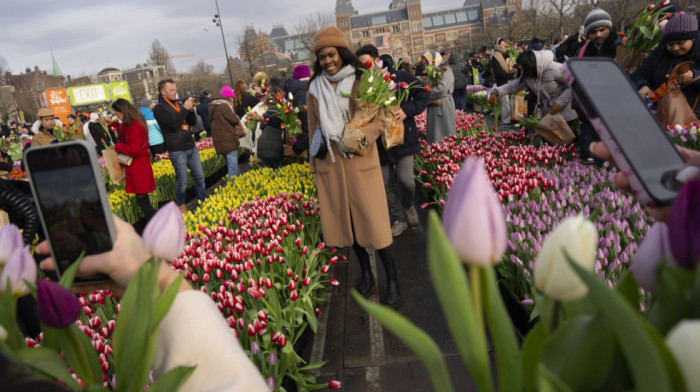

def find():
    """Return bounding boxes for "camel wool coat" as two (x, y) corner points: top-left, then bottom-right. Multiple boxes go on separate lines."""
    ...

(307, 78), (393, 250)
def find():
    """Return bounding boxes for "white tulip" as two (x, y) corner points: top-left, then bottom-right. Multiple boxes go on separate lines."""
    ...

(533, 215), (598, 301)
(288, 92), (294, 101)
(666, 320), (700, 392)
(368, 76), (374, 83)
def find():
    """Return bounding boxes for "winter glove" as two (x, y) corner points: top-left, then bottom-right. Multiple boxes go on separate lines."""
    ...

(488, 93), (499, 106)
(340, 126), (368, 156)
(549, 103), (562, 115)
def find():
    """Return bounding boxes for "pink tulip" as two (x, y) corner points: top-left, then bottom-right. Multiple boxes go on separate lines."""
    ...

(442, 158), (507, 266)
(0, 224), (23, 267)
(329, 380), (341, 389)
(142, 202), (185, 261)
(267, 377), (275, 390)
(0, 246), (36, 297)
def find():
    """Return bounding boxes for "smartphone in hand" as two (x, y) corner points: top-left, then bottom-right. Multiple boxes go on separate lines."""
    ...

(563, 58), (686, 207)
(23, 141), (115, 283)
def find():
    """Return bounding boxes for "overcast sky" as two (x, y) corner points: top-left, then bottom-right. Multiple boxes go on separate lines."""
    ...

(0, 0), (464, 78)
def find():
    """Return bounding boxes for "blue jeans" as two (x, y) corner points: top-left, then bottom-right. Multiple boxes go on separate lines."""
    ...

(224, 150), (241, 179)
(452, 88), (466, 111)
(169, 146), (206, 205)
(259, 158), (281, 170)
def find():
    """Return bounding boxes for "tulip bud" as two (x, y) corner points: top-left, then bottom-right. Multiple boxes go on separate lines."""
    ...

(0, 225), (23, 268)
(271, 331), (281, 342)
(533, 216), (598, 302)
(0, 325), (6, 342)
(0, 246), (36, 297)
(269, 352), (276, 365)
(303, 277), (311, 286)
(251, 341), (259, 354)
(268, 377), (275, 390)
(630, 222), (674, 290)
(442, 158), (507, 266)
(290, 290), (298, 301)
(142, 202), (185, 261)
(330, 279), (339, 286)
(328, 380), (342, 389)
(667, 178), (700, 269)
(36, 279), (82, 329)
(277, 334), (287, 348)
(665, 320), (700, 392)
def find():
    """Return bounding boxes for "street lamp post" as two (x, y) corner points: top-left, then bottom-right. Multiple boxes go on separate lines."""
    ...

(214, 0), (235, 86)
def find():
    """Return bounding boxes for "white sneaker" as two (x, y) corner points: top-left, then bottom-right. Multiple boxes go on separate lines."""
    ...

(406, 206), (419, 226)
(391, 221), (408, 237)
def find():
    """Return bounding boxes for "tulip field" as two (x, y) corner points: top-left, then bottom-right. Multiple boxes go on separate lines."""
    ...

(413, 111), (652, 305)
(15, 111), (662, 390)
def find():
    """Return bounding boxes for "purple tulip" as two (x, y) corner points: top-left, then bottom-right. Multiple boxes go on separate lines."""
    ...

(251, 341), (259, 354)
(269, 352), (276, 365)
(0, 224), (23, 267)
(667, 178), (700, 269)
(36, 279), (81, 329)
(267, 377), (275, 391)
(0, 246), (36, 297)
(442, 158), (507, 266)
(141, 202), (185, 261)
(630, 223), (674, 290)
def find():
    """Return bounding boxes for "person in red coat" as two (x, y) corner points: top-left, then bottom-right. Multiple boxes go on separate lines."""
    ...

(111, 98), (157, 223)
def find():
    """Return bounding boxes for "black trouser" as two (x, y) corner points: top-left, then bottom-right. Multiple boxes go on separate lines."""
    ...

(135, 194), (156, 225)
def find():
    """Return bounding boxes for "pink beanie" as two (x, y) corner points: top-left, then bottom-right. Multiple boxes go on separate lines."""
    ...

(220, 85), (235, 99)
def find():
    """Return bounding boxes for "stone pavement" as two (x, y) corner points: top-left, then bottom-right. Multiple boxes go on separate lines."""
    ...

(309, 200), (482, 391)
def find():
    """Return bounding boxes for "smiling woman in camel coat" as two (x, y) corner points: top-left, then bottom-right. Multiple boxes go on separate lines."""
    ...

(307, 81), (393, 250)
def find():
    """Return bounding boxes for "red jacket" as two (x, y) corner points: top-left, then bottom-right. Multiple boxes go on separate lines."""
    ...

(114, 121), (156, 194)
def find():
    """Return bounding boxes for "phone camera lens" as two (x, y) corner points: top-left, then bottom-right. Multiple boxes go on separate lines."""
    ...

(661, 170), (683, 192)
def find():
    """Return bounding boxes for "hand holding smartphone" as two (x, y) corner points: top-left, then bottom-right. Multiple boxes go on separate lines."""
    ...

(23, 141), (116, 284)
(562, 58), (687, 207)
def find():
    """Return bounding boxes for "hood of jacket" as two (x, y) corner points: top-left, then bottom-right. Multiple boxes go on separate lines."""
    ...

(534, 50), (555, 78)
(199, 92), (210, 103)
(139, 106), (155, 121)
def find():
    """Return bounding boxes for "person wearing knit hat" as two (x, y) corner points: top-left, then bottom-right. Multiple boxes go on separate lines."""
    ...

(307, 25), (402, 307)
(137, 97), (165, 159)
(583, 9), (613, 37)
(292, 64), (311, 81)
(633, 12), (700, 116)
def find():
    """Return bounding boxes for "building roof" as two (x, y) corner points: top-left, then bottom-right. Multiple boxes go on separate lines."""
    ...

(270, 25), (289, 38)
(422, 6), (482, 30)
(98, 67), (120, 75)
(336, 0), (357, 15)
(463, 0), (507, 9)
(350, 8), (408, 29)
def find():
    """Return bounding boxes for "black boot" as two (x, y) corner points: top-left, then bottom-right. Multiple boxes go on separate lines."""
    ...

(378, 247), (401, 308)
(353, 243), (375, 296)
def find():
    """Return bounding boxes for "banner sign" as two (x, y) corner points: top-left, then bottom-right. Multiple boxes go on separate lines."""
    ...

(108, 81), (131, 102)
(67, 84), (110, 106)
(44, 88), (72, 124)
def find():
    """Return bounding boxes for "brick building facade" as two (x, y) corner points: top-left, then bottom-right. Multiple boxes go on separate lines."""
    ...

(336, 0), (520, 61)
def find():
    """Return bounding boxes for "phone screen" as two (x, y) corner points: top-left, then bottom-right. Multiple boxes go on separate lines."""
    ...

(25, 143), (113, 276)
(568, 59), (685, 204)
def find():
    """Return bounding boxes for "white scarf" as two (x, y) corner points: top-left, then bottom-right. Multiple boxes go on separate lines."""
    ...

(309, 65), (356, 162)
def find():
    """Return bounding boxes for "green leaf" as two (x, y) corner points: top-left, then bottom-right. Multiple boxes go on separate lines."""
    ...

(614, 273), (641, 310)
(639, 25), (653, 39)
(147, 365), (196, 392)
(352, 290), (454, 392)
(299, 360), (328, 371)
(426, 211), (493, 392)
(16, 347), (82, 390)
(51, 323), (104, 386)
(567, 257), (675, 392)
(522, 323), (547, 392)
(647, 267), (686, 336)
(479, 266), (522, 392)
(58, 252), (85, 289)
(539, 314), (613, 391)
(538, 364), (574, 392)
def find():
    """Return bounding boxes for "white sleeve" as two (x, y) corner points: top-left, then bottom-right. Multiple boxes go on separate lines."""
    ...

(153, 290), (269, 392)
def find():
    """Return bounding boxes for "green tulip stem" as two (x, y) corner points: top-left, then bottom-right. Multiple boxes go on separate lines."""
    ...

(549, 300), (561, 333)
(469, 266), (487, 346)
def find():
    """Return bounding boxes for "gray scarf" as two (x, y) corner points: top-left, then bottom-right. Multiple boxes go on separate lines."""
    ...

(309, 65), (356, 162)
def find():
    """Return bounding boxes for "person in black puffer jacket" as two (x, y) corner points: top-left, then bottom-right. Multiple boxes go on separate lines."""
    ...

(284, 65), (310, 159)
(356, 46), (431, 237)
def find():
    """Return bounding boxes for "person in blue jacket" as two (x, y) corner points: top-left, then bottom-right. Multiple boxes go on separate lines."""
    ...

(196, 92), (212, 137)
(139, 98), (165, 159)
